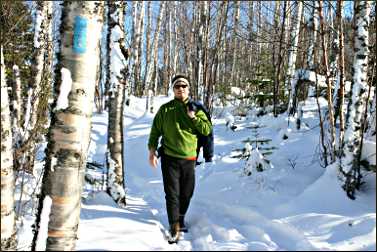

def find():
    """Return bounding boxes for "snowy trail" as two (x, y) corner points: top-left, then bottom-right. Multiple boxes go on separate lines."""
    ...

(81, 101), (311, 251)
(74, 96), (376, 251)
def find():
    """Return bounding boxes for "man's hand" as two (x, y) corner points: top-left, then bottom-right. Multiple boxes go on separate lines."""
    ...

(149, 149), (158, 168)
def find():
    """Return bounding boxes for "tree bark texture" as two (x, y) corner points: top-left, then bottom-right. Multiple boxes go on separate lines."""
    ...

(106, 0), (127, 204)
(319, 0), (336, 163)
(43, 2), (104, 250)
(341, 1), (371, 199)
(1, 46), (17, 250)
(29, 0), (53, 131)
(335, 0), (346, 152)
(287, 1), (303, 116)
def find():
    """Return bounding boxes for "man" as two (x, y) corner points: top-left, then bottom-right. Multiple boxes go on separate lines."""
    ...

(148, 74), (212, 243)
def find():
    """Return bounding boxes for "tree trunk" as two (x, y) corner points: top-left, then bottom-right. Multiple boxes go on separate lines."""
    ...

(143, 1), (152, 93)
(36, 2), (104, 250)
(307, 1), (319, 71)
(272, 1), (288, 117)
(23, 1), (54, 174)
(11, 65), (22, 130)
(287, 1), (303, 116)
(207, 1), (229, 113)
(230, 1), (240, 86)
(134, 1), (145, 96)
(1, 46), (17, 251)
(341, 1), (371, 200)
(106, 0), (127, 205)
(29, 1), (53, 131)
(150, 2), (166, 113)
(334, 0), (346, 153)
(247, 1), (255, 81)
(319, 0), (336, 163)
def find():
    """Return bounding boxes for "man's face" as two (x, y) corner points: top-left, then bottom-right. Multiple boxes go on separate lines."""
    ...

(173, 81), (189, 101)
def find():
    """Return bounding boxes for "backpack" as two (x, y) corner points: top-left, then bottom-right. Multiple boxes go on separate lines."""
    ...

(188, 100), (214, 161)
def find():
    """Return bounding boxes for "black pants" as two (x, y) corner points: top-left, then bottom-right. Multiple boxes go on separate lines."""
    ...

(161, 154), (196, 226)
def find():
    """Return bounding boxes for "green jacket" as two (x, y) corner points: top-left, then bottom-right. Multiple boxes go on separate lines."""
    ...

(148, 98), (212, 159)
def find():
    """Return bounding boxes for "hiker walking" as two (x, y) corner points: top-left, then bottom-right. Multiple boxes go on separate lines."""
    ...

(147, 74), (212, 243)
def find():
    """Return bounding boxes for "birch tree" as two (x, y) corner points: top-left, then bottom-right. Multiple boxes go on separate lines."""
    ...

(307, 1), (319, 71)
(32, 2), (104, 250)
(149, 2), (165, 113)
(135, 1), (145, 96)
(11, 65), (22, 131)
(29, 1), (53, 132)
(340, 1), (371, 200)
(196, 2), (207, 102)
(230, 1), (240, 86)
(23, 1), (53, 174)
(106, 0), (128, 205)
(287, 1), (303, 116)
(1, 46), (17, 251)
(162, 6), (171, 94)
(142, 1), (152, 92)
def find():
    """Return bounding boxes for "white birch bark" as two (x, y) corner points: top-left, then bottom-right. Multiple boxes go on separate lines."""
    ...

(341, 1), (371, 199)
(197, 2), (207, 102)
(287, 1), (303, 115)
(12, 65), (22, 130)
(129, 1), (138, 93)
(167, 4), (173, 90)
(29, 1), (53, 131)
(307, 1), (319, 71)
(163, 12), (170, 94)
(149, 2), (165, 113)
(366, 89), (376, 139)
(189, 2), (197, 89)
(42, 2), (104, 250)
(1, 46), (17, 250)
(230, 1), (240, 86)
(143, 1), (152, 92)
(247, 1), (254, 81)
(134, 1), (145, 94)
(203, 1), (211, 105)
(173, 1), (179, 75)
(284, 1), (291, 45)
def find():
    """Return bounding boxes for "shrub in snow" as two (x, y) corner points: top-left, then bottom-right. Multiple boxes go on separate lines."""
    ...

(243, 144), (273, 176)
(225, 112), (236, 131)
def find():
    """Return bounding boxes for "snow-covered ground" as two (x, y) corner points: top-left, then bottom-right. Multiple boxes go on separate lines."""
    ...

(16, 95), (376, 251)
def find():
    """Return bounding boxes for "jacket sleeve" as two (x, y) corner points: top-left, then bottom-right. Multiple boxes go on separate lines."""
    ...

(148, 107), (163, 150)
(192, 110), (212, 136)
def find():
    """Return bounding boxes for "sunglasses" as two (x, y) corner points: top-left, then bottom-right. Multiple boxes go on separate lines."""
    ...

(174, 85), (188, 89)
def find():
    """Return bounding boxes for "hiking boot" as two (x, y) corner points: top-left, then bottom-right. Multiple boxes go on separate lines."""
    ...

(169, 222), (180, 243)
(179, 215), (188, 232)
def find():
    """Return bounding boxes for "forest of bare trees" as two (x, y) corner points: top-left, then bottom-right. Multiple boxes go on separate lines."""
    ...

(1, 1), (375, 250)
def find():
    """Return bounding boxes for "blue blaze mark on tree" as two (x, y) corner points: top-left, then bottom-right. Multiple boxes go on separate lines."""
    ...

(73, 16), (88, 54)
